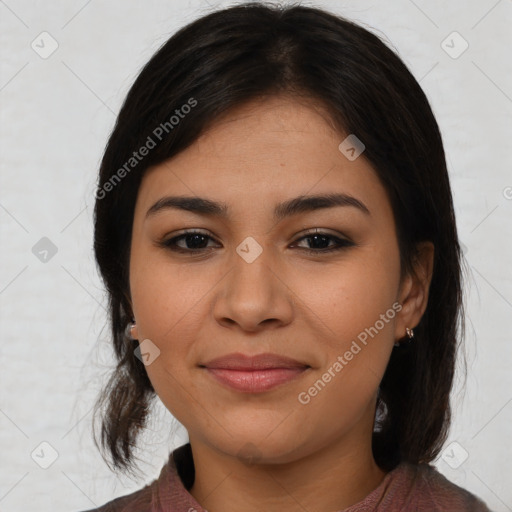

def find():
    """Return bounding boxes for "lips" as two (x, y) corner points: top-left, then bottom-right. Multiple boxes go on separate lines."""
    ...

(201, 352), (310, 370)
(200, 353), (310, 393)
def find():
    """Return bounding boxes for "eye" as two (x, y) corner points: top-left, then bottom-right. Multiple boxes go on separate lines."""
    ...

(292, 229), (355, 254)
(158, 228), (354, 255)
(159, 230), (220, 253)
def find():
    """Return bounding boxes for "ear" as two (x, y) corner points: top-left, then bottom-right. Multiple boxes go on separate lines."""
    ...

(394, 241), (435, 340)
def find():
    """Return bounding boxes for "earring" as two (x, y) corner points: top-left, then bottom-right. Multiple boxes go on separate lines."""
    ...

(394, 327), (415, 347)
(125, 320), (137, 341)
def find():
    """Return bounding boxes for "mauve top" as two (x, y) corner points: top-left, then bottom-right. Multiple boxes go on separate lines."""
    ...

(80, 443), (491, 512)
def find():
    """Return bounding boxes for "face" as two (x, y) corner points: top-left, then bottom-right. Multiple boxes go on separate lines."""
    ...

(128, 95), (430, 464)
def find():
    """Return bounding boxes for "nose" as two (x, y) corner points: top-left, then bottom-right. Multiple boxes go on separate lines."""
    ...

(212, 241), (295, 333)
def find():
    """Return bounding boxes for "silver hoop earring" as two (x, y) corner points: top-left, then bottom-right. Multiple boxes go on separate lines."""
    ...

(125, 321), (137, 341)
(394, 326), (415, 347)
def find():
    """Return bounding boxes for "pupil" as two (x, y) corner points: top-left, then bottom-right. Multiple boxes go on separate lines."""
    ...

(183, 234), (332, 250)
(187, 234), (207, 249)
(310, 234), (329, 249)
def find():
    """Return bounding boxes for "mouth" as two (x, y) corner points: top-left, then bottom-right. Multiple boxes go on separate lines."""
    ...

(200, 352), (311, 393)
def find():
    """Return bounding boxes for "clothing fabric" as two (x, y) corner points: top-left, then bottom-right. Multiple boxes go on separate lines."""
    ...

(80, 443), (491, 511)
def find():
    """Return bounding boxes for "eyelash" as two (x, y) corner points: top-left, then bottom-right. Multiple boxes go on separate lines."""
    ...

(159, 229), (354, 255)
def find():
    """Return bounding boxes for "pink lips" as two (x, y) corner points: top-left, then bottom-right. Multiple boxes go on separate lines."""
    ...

(201, 352), (310, 393)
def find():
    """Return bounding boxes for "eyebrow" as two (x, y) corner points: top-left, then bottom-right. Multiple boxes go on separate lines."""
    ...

(145, 192), (371, 221)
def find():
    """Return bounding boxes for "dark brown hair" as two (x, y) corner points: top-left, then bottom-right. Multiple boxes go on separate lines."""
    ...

(92, 2), (465, 476)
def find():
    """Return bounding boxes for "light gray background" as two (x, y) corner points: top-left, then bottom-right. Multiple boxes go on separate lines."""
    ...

(1, 0), (511, 511)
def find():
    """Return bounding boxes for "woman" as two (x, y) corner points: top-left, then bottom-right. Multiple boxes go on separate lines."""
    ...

(84, 3), (491, 511)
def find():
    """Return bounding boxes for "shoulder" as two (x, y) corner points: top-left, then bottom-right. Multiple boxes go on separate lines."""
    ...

(344, 461), (491, 511)
(76, 444), (198, 512)
(77, 481), (156, 512)
(399, 461), (491, 511)
(76, 461), (172, 512)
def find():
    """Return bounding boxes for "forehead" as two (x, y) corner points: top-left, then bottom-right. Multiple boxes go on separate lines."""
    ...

(135, 95), (389, 222)
(190, 95), (343, 167)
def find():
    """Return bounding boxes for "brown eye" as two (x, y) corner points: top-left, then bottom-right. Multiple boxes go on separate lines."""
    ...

(292, 232), (354, 254)
(159, 229), (355, 256)
(160, 230), (220, 253)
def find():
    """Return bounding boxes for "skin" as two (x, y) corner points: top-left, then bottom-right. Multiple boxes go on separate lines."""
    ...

(128, 95), (434, 512)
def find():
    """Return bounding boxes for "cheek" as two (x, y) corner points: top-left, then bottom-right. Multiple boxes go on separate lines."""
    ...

(293, 255), (399, 412)
(295, 257), (400, 348)
(296, 277), (397, 434)
(130, 243), (212, 339)
(128, 254), (206, 393)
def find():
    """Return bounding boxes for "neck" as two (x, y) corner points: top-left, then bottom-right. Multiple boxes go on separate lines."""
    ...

(188, 405), (387, 512)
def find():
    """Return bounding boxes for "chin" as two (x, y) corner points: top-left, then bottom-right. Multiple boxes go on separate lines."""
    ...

(205, 428), (309, 466)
